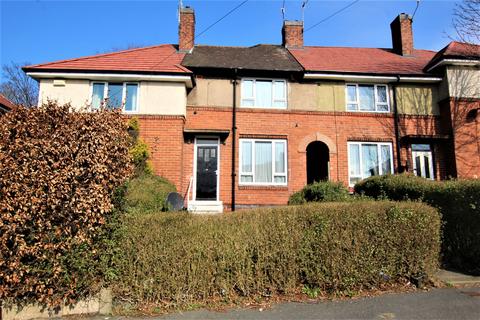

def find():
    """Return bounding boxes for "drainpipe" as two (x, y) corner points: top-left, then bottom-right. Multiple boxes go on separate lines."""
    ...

(231, 69), (238, 211)
(392, 75), (402, 172)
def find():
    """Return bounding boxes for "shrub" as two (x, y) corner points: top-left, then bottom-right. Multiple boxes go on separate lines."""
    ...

(355, 175), (480, 275)
(123, 174), (177, 214)
(0, 101), (133, 306)
(289, 181), (349, 204)
(128, 117), (153, 176)
(113, 201), (440, 309)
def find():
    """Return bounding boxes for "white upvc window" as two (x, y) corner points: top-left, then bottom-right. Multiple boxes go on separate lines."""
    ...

(91, 82), (139, 112)
(241, 78), (287, 109)
(348, 142), (394, 186)
(239, 139), (287, 185)
(346, 84), (389, 112)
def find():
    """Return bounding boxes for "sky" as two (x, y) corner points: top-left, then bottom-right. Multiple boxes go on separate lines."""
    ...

(1, 0), (459, 81)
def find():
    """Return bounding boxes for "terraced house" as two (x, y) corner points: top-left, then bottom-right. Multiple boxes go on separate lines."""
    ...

(24, 7), (480, 212)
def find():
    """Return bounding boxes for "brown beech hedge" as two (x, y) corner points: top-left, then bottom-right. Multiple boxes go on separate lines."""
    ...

(0, 101), (133, 306)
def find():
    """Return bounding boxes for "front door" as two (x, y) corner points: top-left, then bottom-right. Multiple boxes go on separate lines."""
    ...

(195, 139), (219, 201)
(412, 144), (434, 180)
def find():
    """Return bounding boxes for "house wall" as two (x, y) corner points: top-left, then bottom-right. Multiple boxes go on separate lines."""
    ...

(187, 78), (441, 115)
(39, 79), (91, 107)
(177, 106), (447, 209)
(446, 66), (480, 99)
(396, 84), (440, 115)
(39, 79), (187, 115)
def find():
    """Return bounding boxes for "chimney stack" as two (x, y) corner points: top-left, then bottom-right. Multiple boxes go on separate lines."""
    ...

(282, 20), (303, 49)
(179, 6), (195, 52)
(390, 13), (414, 56)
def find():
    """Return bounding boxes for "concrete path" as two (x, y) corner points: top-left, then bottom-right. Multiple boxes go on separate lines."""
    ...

(97, 286), (480, 320)
(436, 269), (480, 286)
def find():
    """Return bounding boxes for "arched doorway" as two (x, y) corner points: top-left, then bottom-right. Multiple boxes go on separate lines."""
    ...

(306, 141), (329, 184)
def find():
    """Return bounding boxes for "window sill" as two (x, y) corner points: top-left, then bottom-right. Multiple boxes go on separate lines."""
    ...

(239, 185), (288, 191)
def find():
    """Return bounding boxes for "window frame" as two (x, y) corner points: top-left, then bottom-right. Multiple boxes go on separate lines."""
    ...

(345, 83), (390, 113)
(239, 138), (288, 186)
(240, 78), (288, 109)
(90, 81), (139, 113)
(347, 141), (394, 186)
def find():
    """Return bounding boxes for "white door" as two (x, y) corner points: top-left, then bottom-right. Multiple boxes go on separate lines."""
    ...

(412, 150), (434, 180)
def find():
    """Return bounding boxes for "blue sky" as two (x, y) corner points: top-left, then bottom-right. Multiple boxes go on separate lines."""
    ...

(1, 0), (458, 79)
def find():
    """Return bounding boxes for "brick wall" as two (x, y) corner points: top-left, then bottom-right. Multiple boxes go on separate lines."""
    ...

(132, 106), (454, 209)
(282, 21), (303, 49)
(179, 7), (195, 52)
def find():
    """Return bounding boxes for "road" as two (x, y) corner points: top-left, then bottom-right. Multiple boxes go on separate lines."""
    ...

(96, 286), (480, 320)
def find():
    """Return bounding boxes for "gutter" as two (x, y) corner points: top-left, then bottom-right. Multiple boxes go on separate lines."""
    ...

(25, 72), (194, 88)
(392, 75), (403, 173)
(304, 73), (442, 83)
(425, 58), (480, 73)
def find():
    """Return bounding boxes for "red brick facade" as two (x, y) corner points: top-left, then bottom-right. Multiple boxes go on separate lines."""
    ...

(135, 105), (460, 210)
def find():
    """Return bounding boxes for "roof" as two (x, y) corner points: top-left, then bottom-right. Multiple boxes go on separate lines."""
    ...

(0, 94), (16, 111)
(289, 46), (437, 76)
(182, 45), (303, 72)
(425, 41), (480, 71)
(23, 44), (191, 74)
(437, 41), (480, 59)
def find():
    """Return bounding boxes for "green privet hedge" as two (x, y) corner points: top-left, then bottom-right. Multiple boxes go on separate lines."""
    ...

(113, 201), (440, 309)
(288, 181), (350, 204)
(0, 101), (133, 306)
(122, 175), (177, 214)
(355, 175), (480, 274)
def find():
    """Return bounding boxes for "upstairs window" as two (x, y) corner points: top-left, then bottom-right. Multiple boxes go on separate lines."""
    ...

(91, 82), (138, 112)
(346, 84), (389, 112)
(241, 79), (287, 109)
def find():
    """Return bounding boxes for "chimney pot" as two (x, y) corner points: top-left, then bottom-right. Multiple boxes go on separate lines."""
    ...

(179, 7), (195, 52)
(282, 20), (303, 49)
(390, 13), (414, 56)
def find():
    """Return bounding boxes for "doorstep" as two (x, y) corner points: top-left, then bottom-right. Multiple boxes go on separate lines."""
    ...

(187, 200), (223, 214)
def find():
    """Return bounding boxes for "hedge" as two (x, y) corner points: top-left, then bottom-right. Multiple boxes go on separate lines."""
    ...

(0, 101), (133, 306)
(355, 175), (480, 274)
(122, 174), (177, 214)
(113, 201), (440, 309)
(288, 181), (349, 204)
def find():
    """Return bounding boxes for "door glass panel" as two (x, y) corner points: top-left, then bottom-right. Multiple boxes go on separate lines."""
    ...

(197, 138), (218, 145)
(415, 155), (422, 177)
(412, 144), (431, 151)
(424, 155), (431, 179)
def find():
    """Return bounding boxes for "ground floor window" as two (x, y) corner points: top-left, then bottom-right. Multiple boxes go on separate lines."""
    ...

(239, 139), (287, 185)
(348, 142), (393, 186)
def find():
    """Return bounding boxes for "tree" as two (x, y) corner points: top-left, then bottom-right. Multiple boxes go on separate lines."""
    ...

(0, 62), (39, 107)
(452, 0), (480, 45)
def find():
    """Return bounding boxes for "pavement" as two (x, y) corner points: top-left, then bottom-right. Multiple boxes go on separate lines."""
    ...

(85, 269), (480, 320)
(92, 286), (480, 320)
